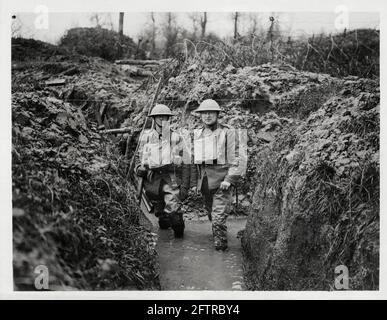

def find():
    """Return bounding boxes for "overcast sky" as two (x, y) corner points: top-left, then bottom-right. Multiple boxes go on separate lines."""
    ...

(12, 11), (380, 44)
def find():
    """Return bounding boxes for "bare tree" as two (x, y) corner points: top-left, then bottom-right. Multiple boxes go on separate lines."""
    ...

(187, 12), (207, 39)
(105, 13), (114, 30)
(162, 12), (179, 57)
(233, 12), (239, 39)
(150, 12), (157, 56)
(188, 13), (199, 38)
(247, 13), (260, 37)
(118, 12), (124, 57)
(12, 15), (23, 38)
(267, 13), (282, 41)
(90, 13), (102, 27)
(267, 15), (283, 61)
(12, 15), (35, 39)
(139, 12), (160, 59)
(90, 13), (114, 29)
(200, 12), (207, 38)
(118, 12), (124, 35)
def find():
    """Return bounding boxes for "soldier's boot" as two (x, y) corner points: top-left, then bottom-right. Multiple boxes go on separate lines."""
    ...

(158, 214), (171, 230)
(171, 212), (185, 238)
(212, 223), (228, 251)
(214, 242), (228, 251)
(214, 239), (228, 251)
(211, 187), (231, 251)
(153, 201), (165, 218)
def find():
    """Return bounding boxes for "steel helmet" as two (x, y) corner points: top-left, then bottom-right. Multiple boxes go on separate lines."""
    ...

(149, 104), (173, 117)
(194, 99), (221, 113)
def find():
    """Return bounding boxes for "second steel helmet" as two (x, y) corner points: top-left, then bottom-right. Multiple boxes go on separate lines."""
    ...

(149, 104), (173, 117)
(194, 99), (221, 113)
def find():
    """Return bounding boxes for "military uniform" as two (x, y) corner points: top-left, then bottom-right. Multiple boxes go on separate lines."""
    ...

(191, 122), (243, 250)
(134, 125), (190, 237)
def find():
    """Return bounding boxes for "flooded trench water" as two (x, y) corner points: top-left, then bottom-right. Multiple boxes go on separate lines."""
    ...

(143, 209), (247, 290)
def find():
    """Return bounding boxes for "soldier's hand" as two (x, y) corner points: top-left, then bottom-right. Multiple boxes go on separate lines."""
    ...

(136, 165), (148, 178)
(172, 155), (182, 166)
(220, 181), (231, 191)
(190, 186), (198, 194)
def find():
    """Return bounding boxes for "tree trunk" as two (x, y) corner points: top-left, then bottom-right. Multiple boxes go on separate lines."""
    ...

(151, 12), (156, 58)
(164, 12), (175, 58)
(119, 12), (124, 35)
(200, 12), (207, 38)
(118, 12), (124, 58)
(234, 12), (239, 39)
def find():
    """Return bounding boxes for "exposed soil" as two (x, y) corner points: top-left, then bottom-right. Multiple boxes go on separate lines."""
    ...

(12, 37), (379, 291)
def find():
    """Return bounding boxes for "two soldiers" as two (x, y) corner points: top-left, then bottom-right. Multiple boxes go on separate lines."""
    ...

(134, 99), (245, 250)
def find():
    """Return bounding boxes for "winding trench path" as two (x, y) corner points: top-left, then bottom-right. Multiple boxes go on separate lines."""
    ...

(143, 209), (247, 290)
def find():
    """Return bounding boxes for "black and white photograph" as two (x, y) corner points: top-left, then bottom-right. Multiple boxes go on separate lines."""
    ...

(0, 0), (383, 299)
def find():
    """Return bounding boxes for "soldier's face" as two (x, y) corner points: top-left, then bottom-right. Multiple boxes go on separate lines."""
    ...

(201, 111), (218, 126)
(154, 115), (170, 127)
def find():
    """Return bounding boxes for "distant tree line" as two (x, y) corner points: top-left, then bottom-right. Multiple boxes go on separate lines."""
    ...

(52, 12), (378, 78)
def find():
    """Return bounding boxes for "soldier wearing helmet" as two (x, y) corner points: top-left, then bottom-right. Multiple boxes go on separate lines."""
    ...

(191, 99), (244, 251)
(134, 104), (190, 237)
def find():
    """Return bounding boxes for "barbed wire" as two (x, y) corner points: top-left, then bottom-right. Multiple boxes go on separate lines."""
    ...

(61, 98), (276, 103)
(172, 25), (379, 78)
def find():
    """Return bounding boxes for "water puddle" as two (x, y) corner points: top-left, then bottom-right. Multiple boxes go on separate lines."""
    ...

(143, 209), (247, 290)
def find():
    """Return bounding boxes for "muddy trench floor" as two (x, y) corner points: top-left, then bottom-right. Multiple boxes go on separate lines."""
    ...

(143, 209), (247, 290)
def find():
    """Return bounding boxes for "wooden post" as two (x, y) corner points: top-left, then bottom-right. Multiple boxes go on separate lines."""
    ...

(118, 12), (124, 58)
(234, 12), (239, 40)
(200, 12), (207, 38)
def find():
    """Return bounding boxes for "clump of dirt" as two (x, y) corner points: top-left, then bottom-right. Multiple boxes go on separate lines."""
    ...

(12, 53), (142, 127)
(160, 63), (340, 118)
(241, 78), (379, 290)
(159, 62), (330, 211)
(159, 60), (379, 290)
(12, 38), (70, 61)
(13, 90), (160, 290)
(12, 40), (160, 290)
